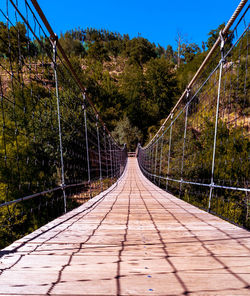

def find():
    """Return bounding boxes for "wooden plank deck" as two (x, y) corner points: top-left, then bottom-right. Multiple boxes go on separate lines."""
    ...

(1, 158), (250, 295)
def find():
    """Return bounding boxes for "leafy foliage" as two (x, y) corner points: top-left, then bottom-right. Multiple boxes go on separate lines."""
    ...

(112, 116), (143, 150)
(0, 18), (248, 250)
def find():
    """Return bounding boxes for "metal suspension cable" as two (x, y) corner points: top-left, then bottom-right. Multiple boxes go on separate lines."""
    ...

(96, 117), (103, 192)
(0, 0), (128, 249)
(29, 0), (118, 145)
(138, 0), (249, 228)
(52, 38), (67, 213)
(145, 0), (249, 148)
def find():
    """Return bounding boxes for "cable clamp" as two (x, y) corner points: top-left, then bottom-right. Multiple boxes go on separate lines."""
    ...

(220, 57), (226, 64)
(50, 33), (58, 43)
(50, 34), (58, 70)
(219, 31), (225, 51)
(219, 30), (226, 63)
(50, 34), (58, 51)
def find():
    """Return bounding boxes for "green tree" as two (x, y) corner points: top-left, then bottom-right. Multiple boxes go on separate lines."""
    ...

(112, 116), (142, 151)
(156, 44), (165, 58)
(206, 23), (225, 50)
(165, 45), (174, 63)
(0, 22), (28, 61)
(206, 23), (234, 51)
(59, 32), (86, 57)
(145, 57), (178, 118)
(182, 43), (201, 63)
(119, 64), (155, 136)
(177, 51), (206, 91)
(125, 37), (157, 67)
(87, 41), (110, 62)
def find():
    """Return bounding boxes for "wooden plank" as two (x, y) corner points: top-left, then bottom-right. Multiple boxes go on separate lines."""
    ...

(0, 158), (250, 295)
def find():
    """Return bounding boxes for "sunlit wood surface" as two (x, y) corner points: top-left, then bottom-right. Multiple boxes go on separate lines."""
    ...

(1, 158), (250, 295)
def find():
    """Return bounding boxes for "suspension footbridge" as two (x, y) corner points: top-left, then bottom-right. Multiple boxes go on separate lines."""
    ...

(1, 158), (250, 295)
(0, 0), (249, 295)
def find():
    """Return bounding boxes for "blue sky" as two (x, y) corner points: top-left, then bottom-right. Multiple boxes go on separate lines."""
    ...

(38, 0), (241, 50)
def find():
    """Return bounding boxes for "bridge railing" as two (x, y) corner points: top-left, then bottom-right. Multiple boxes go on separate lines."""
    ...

(138, 0), (249, 228)
(0, 0), (127, 248)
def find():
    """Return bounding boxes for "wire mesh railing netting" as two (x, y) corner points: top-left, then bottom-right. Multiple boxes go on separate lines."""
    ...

(138, 3), (249, 229)
(0, 0), (127, 249)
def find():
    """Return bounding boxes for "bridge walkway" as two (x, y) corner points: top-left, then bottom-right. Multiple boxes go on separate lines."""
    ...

(1, 158), (250, 295)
